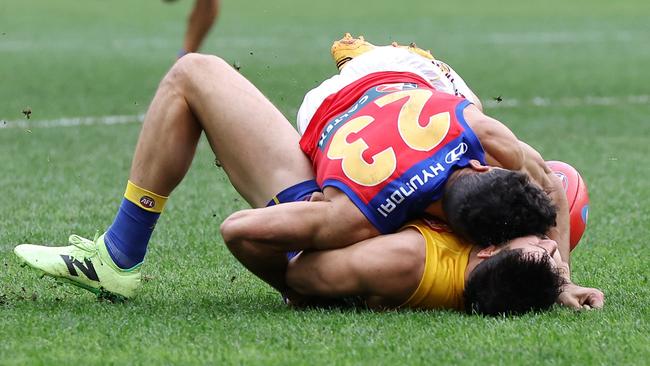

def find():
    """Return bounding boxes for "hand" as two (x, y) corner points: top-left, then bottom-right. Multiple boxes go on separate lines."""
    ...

(557, 282), (605, 310)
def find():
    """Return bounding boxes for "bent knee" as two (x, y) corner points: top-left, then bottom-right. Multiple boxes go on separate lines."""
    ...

(166, 53), (232, 90)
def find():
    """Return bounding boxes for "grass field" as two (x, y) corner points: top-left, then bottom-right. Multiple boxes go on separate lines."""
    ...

(1, 0), (649, 364)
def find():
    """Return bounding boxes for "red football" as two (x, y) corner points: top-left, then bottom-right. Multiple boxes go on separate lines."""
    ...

(546, 161), (590, 251)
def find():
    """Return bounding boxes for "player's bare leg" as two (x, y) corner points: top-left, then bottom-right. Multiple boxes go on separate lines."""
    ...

(141, 55), (378, 293)
(14, 53), (314, 299)
(132, 54), (316, 294)
(133, 54), (314, 206)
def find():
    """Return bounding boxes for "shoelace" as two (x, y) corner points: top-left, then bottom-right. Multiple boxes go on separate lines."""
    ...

(68, 232), (104, 265)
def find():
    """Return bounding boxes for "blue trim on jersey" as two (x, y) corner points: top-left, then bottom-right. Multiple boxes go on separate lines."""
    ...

(286, 251), (301, 261)
(366, 134), (478, 233)
(266, 180), (321, 207)
(321, 178), (388, 232)
(454, 99), (486, 165)
(320, 99), (487, 234)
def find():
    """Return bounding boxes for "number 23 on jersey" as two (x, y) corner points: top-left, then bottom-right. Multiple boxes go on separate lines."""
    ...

(326, 88), (451, 187)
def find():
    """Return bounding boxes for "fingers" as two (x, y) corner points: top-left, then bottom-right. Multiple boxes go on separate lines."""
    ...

(585, 290), (605, 309)
(557, 292), (582, 309)
(560, 283), (605, 310)
(576, 289), (605, 310)
(566, 298), (582, 309)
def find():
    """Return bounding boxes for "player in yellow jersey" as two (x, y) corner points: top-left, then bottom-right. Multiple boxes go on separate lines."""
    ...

(283, 219), (603, 313)
(226, 199), (603, 315)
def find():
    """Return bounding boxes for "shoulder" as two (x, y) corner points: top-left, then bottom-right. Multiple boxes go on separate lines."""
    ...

(358, 227), (426, 283)
(462, 105), (525, 169)
(393, 227), (428, 256)
(367, 228), (427, 308)
(462, 104), (507, 140)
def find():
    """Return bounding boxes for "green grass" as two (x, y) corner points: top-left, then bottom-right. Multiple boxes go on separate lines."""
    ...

(1, 0), (650, 364)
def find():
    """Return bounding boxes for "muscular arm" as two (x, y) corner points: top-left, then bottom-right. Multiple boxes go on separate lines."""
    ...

(518, 141), (571, 268)
(286, 228), (425, 308)
(464, 106), (571, 275)
(221, 205), (420, 308)
(220, 192), (379, 253)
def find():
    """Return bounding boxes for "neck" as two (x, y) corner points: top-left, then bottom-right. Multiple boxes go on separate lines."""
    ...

(464, 246), (483, 283)
(424, 201), (446, 219)
(425, 168), (469, 220)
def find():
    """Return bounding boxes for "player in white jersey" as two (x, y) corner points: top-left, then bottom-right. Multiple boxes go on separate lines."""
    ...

(297, 35), (482, 135)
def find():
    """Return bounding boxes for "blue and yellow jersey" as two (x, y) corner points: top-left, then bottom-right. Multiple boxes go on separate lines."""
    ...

(400, 219), (471, 310)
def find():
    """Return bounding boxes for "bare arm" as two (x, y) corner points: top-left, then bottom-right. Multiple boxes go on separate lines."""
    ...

(286, 228), (425, 308)
(465, 106), (572, 274)
(219, 199), (362, 298)
(221, 209), (352, 305)
(519, 141), (571, 268)
(221, 203), (418, 307)
(220, 195), (378, 253)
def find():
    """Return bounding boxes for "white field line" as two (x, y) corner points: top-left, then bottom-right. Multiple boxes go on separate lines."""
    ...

(0, 31), (644, 52)
(0, 114), (145, 129)
(483, 94), (650, 109)
(0, 94), (648, 130)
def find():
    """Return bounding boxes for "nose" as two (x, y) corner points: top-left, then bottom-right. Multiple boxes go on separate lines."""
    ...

(539, 238), (558, 257)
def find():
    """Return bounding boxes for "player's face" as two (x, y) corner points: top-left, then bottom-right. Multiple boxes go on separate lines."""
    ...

(504, 235), (557, 256)
(498, 235), (564, 270)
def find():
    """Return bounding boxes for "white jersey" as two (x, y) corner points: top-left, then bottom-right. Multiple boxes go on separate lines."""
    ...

(296, 46), (478, 134)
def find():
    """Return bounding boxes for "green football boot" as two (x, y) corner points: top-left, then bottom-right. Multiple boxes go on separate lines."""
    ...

(14, 234), (141, 300)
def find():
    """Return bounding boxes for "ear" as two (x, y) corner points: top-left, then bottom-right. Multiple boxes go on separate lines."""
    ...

(476, 245), (499, 259)
(468, 159), (490, 172)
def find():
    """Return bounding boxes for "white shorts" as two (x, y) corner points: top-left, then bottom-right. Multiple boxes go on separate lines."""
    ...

(296, 46), (478, 135)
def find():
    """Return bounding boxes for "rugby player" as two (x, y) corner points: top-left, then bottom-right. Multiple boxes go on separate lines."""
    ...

(14, 37), (597, 310)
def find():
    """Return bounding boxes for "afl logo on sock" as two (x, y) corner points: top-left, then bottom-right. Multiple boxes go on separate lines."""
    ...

(140, 196), (156, 209)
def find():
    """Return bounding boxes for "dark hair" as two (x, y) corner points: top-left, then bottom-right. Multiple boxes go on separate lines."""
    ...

(442, 169), (557, 247)
(464, 249), (565, 316)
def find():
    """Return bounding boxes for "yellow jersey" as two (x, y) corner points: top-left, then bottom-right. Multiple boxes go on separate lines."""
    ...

(400, 219), (471, 310)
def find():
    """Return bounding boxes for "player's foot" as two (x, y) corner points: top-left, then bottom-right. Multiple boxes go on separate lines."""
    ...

(14, 234), (141, 300)
(390, 41), (435, 60)
(331, 33), (376, 70)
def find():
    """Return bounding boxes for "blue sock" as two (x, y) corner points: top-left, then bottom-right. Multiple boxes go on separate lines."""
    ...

(104, 199), (160, 270)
